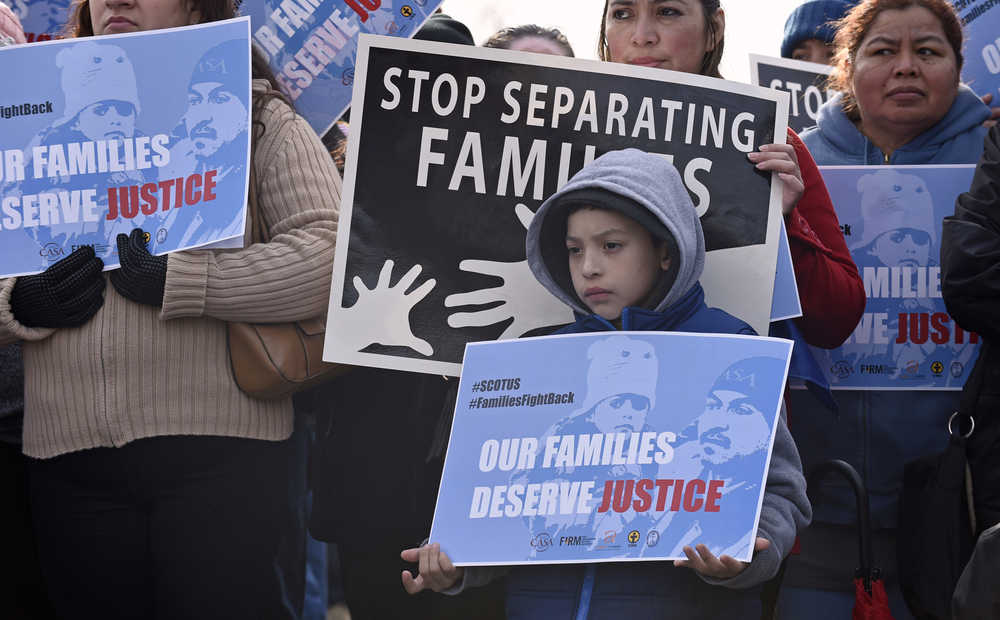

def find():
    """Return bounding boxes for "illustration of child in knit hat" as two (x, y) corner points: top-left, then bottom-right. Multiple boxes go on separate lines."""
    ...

(846, 169), (940, 377)
(512, 335), (662, 559)
(854, 169), (936, 271)
(8, 41), (148, 263)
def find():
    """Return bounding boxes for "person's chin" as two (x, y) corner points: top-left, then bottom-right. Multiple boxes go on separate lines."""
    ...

(586, 302), (623, 321)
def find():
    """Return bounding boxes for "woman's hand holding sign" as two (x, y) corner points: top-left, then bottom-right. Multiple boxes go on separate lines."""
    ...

(674, 537), (771, 579)
(747, 144), (804, 216)
(400, 542), (464, 594)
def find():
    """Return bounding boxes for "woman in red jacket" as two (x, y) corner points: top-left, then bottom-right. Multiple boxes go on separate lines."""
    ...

(597, 0), (864, 355)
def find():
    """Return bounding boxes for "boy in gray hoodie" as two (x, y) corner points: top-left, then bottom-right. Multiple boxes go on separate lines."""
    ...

(402, 149), (810, 619)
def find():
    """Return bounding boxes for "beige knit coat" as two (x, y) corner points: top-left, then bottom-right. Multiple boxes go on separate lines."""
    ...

(0, 85), (341, 458)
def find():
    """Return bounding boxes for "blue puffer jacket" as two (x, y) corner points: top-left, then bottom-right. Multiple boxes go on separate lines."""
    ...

(796, 86), (989, 527)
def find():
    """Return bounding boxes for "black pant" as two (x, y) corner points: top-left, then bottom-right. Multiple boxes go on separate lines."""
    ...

(29, 435), (296, 620)
(0, 440), (57, 619)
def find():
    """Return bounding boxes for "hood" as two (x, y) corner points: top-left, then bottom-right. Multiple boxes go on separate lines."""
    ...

(808, 86), (989, 161)
(526, 148), (705, 315)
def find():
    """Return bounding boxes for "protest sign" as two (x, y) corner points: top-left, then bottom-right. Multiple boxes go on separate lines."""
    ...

(750, 54), (834, 134)
(6, 0), (68, 43)
(0, 18), (251, 278)
(771, 220), (802, 322)
(957, 0), (1000, 100)
(429, 331), (793, 565)
(239, 0), (444, 136)
(324, 36), (789, 376)
(809, 165), (979, 390)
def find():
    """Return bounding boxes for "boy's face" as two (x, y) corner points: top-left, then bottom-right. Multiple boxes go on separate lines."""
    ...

(566, 207), (670, 321)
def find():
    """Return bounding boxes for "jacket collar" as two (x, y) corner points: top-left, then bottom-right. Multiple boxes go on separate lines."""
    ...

(815, 87), (989, 164)
(571, 283), (706, 332)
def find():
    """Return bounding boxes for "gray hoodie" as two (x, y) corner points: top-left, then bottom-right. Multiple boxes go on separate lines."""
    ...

(526, 148), (704, 314)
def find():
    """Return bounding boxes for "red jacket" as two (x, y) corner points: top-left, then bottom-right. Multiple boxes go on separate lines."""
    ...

(784, 129), (864, 349)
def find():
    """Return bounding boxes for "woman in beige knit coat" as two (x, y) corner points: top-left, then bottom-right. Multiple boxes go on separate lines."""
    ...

(0, 0), (341, 616)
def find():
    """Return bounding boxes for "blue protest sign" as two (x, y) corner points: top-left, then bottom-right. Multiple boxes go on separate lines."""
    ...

(771, 219), (802, 322)
(0, 18), (251, 278)
(811, 166), (979, 390)
(6, 0), (69, 43)
(430, 332), (793, 565)
(239, 0), (444, 136)
(958, 0), (1000, 100)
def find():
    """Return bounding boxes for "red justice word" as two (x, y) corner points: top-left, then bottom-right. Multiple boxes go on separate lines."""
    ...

(596, 478), (724, 514)
(344, 0), (380, 22)
(106, 170), (217, 220)
(895, 312), (979, 345)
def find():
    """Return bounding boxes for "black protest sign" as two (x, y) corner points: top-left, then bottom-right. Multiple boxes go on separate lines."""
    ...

(324, 36), (786, 376)
(750, 54), (834, 134)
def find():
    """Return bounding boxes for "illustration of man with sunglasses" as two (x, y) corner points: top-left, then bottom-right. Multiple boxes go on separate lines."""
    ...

(159, 39), (250, 249)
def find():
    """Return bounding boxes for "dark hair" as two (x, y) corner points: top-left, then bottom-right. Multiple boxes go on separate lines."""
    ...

(598, 0), (724, 78)
(485, 24), (575, 57)
(68, 0), (290, 143)
(829, 0), (964, 119)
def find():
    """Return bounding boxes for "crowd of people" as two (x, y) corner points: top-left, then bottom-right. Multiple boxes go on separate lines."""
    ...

(1, 0), (998, 619)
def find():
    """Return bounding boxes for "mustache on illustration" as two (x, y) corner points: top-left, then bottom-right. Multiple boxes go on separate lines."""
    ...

(189, 120), (217, 141)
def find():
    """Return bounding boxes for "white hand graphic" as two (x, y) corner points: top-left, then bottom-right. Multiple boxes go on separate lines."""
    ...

(445, 203), (575, 340)
(338, 259), (437, 356)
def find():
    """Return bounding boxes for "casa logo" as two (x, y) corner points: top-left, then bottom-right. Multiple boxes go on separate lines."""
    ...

(627, 530), (641, 546)
(646, 530), (660, 548)
(951, 362), (964, 378)
(530, 532), (553, 552)
(559, 535), (593, 547)
(40, 242), (64, 259)
(832, 361), (852, 379)
(400, 4), (413, 17)
(931, 361), (944, 376)
(903, 361), (919, 375)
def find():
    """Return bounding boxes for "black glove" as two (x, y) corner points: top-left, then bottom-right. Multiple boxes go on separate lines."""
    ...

(10, 246), (105, 328)
(110, 229), (168, 307)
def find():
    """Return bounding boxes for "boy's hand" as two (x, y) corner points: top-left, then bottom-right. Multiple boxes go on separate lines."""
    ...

(401, 543), (464, 594)
(748, 144), (804, 216)
(673, 537), (771, 579)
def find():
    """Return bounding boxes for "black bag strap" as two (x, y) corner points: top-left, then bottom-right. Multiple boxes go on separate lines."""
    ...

(948, 342), (989, 449)
(809, 460), (874, 592)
